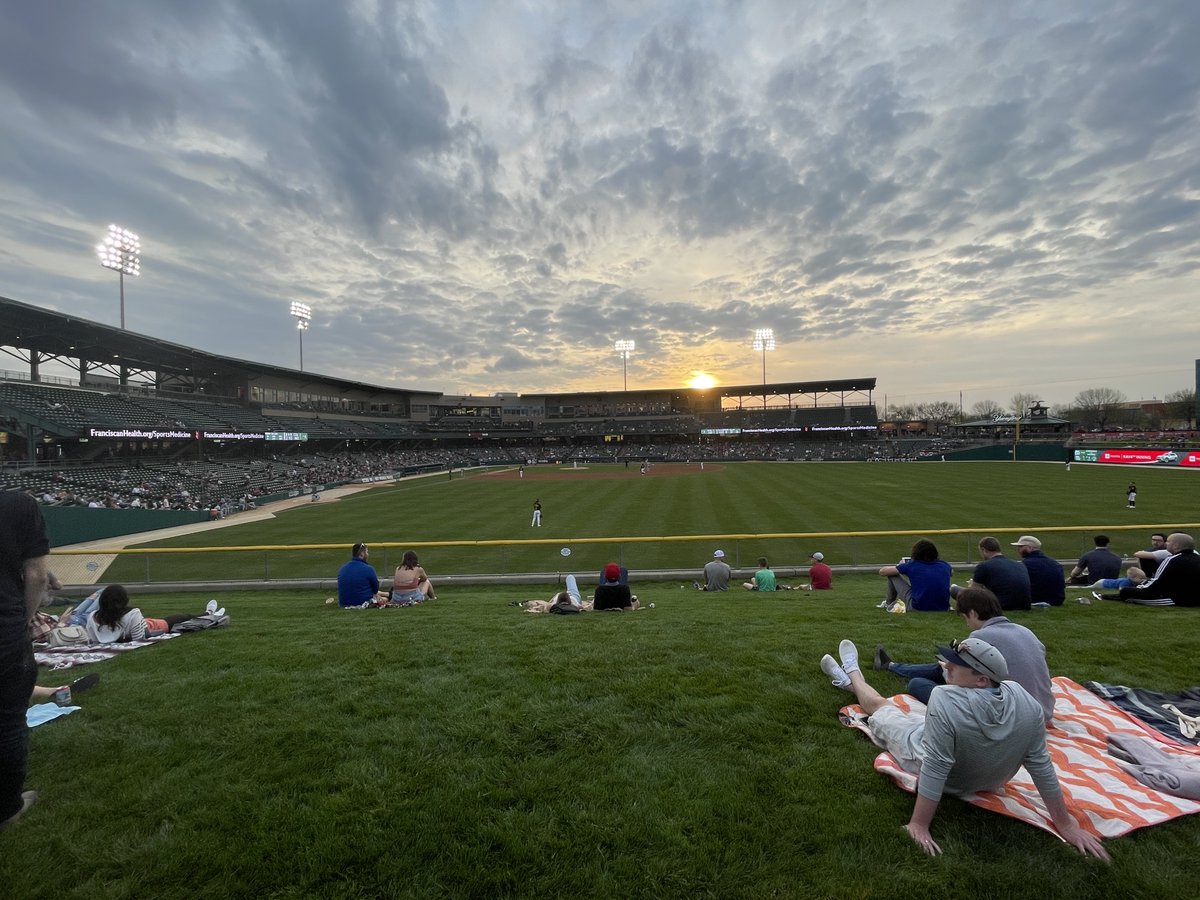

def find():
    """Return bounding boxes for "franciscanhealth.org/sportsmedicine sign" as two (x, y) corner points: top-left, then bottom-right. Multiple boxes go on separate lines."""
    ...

(1072, 448), (1198, 467)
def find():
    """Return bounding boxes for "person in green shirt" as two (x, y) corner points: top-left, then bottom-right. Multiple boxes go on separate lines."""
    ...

(743, 557), (777, 592)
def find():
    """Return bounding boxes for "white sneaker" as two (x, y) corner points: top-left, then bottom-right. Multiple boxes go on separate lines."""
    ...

(820, 654), (852, 690)
(214, 607), (226, 618)
(206, 599), (218, 615)
(838, 639), (860, 674)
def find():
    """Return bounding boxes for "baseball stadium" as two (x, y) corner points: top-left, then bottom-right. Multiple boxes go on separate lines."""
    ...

(2, 294), (1198, 898)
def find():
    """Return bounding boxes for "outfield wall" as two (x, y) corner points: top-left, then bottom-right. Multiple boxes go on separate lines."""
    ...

(41, 506), (213, 546)
(49, 524), (1200, 590)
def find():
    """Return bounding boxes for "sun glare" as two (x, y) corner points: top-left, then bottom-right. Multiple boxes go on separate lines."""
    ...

(687, 372), (717, 389)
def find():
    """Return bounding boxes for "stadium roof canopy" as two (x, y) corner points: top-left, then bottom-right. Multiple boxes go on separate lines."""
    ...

(1, 295), (875, 406)
(0, 294), (430, 398)
(536, 377), (876, 403)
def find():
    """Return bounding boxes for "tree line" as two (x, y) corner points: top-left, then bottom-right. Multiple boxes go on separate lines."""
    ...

(883, 388), (1196, 430)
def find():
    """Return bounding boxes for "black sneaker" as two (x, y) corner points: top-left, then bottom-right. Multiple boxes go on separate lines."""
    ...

(71, 673), (100, 695)
(873, 645), (892, 671)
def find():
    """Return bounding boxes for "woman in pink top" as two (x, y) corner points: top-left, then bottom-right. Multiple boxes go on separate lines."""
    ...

(391, 551), (437, 606)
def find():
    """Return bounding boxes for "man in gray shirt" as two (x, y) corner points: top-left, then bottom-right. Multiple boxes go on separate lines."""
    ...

(819, 635), (1106, 859)
(698, 549), (731, 591)
(874, 586), (1054, 722)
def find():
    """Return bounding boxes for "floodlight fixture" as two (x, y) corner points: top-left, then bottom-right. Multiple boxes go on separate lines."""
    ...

(752, 327), (775, 408)
(614, 339), (636, 391)
(290, 301), (313, 370)
(96, 224), (141, 329)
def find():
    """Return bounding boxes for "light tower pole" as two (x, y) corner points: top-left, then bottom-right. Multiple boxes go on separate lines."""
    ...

(752, 327), (775, 409)
(96, 224), (141, 329)
(614, 340), (635, 391)
(290, 301), (312, 371)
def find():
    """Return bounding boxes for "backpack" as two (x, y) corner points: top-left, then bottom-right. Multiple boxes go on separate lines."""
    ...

(46, 625), (90, 647)
(170, 612), (230, 633)
(547, 594), (580, 615)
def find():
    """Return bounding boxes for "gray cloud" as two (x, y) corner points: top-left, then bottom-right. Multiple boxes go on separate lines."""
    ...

(1, 0), (1198, 404)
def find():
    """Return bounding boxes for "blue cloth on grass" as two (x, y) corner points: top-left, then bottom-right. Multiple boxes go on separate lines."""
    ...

(27, 702), (80, 728)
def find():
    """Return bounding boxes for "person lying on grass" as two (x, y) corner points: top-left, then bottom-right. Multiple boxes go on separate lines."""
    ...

(29, 673), (100, 706)
(84, 585), (224, 643)
(819, 637), (1109, 860)
(1068, 566), (1146, 591)
(519, 574), (644, 613)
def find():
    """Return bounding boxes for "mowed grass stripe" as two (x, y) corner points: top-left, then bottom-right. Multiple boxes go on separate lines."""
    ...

(93, 461), (1198, 584)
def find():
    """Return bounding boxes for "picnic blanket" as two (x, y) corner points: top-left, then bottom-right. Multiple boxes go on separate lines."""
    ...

(34, 633), (179, 670)
(1085, 682), (1200, 745)
(839, 676), (1200, 839)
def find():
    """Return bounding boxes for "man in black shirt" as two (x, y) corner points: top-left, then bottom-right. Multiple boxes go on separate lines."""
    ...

(0, 491), (50, 831)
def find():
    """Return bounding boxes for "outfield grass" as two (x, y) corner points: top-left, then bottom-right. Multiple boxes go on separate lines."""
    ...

(92, 461), (1200, 583)
(13, 461), (1200, 898)
(5, 578), (1197, 899)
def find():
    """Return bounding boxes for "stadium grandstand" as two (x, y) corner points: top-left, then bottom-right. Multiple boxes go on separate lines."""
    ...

(1, 295), (890, 511)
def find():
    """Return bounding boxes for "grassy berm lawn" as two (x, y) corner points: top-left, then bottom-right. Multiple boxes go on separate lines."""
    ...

(6, 575), (1197, 899)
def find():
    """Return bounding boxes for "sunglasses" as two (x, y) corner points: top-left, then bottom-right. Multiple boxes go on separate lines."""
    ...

(947, 638), (994, 676)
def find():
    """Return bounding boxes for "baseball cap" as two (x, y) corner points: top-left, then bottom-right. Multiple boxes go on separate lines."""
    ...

(603, 562), (621, 582)
(810, 552), (824, 561)
(936, 637), (1008, 682)
(713, 549), (725, 558)
(1011, 535), (1042, 549)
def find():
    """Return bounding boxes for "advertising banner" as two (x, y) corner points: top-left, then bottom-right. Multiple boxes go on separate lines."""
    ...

(1072, 448), (1191, 466)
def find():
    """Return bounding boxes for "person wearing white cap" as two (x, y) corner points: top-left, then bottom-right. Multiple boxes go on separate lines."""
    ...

(698, 549), (731, 591)
(1011, 536), (1066, 606)
(818, 637), (1108, 860)
(806, 552), (832, 590)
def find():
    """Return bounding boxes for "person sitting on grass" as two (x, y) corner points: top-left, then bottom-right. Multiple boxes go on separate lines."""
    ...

(84, 585), (224, 643)
(818, 637), (1108, 860)
(391, 550), (437, 606)
(878, 540), (952, 612)
(1095, 532), (1200, 607)
(872, 585), (1055, 722)
(803, 552), (833, 591)
(594, 563), (634, 610)
(742, 557), (777, 592)
(337, 542), (389, 608)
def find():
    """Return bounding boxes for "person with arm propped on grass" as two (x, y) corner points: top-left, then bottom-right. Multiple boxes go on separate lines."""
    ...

(819, 636), (1108, 861)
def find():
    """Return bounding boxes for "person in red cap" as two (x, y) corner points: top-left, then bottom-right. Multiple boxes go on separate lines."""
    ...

(594, 562), (634, 611)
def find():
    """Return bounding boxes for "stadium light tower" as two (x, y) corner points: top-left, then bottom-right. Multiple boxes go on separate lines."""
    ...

(614, 339), (635, 391)
(752, 327), (775, 409)
(290, 301), (312, 371)
(96, 224), (140, 329)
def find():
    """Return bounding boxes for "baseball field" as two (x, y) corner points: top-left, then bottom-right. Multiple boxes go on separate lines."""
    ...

(7, 460), (1197, 899)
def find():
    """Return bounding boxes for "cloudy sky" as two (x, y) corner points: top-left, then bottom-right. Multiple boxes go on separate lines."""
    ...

(1, 1), (1197, 409)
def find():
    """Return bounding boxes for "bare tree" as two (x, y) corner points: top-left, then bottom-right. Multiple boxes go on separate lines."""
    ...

(889, 403), (917, 420)
(1073, 387), (1127, 429)
(1010, 393), (1039, 418)
(1164, 389), (1196, 429)
(917, 401), (961, 424)
(969, 399), (1005, 420)
(1050, 403), (1075, 422)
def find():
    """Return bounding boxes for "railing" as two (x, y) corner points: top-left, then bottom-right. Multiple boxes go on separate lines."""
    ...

(48, 524), (1197, 589)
